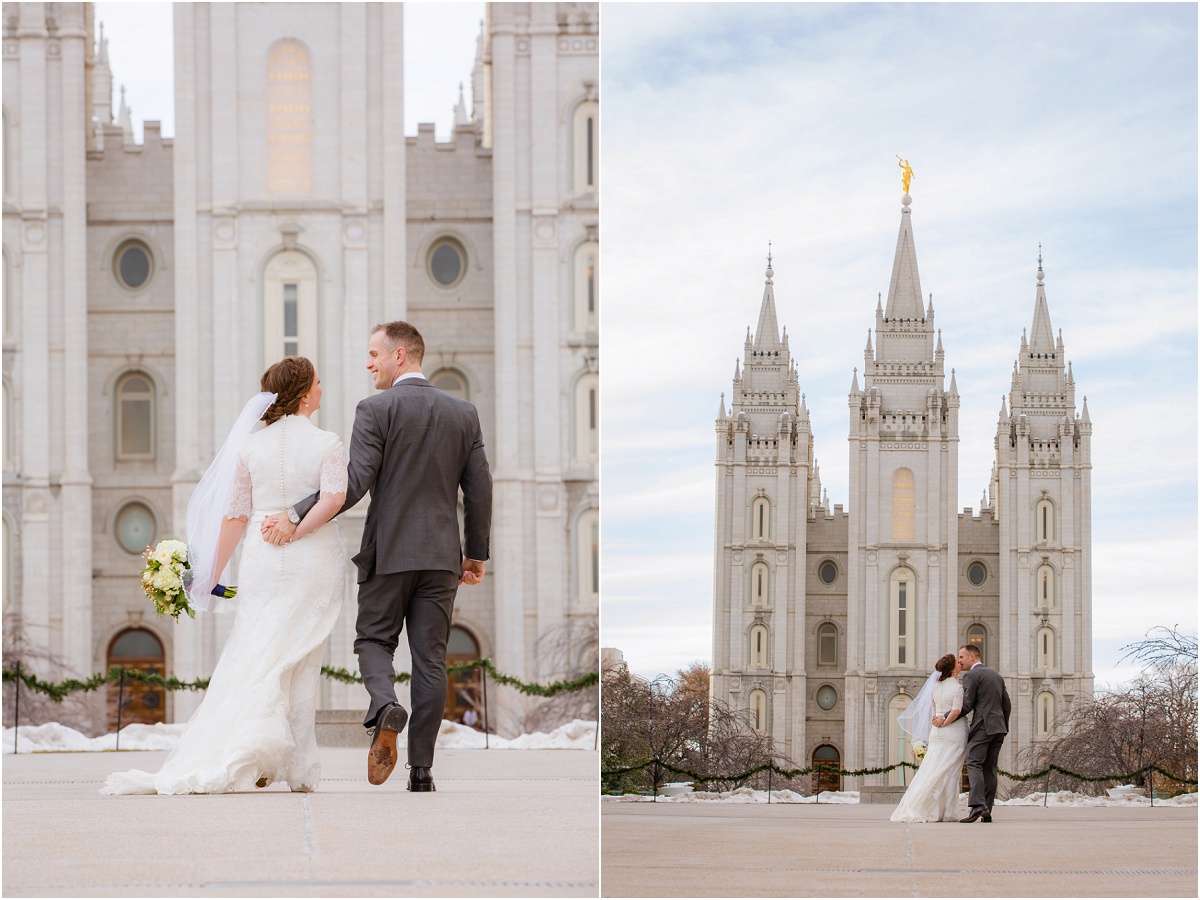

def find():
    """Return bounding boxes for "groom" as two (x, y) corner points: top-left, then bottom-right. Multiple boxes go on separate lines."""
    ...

(937, 644), (1011, 823)
(262, 321), (492, 791)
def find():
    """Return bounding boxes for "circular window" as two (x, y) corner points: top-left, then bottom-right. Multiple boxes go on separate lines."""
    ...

(816, 684), (837, 710)
(968, 562), (987, 586)
(427, 238), (466, 288)
(113, 240), (154, 290)
(114, 502), (156, 555)
(818, 561), (838, 585)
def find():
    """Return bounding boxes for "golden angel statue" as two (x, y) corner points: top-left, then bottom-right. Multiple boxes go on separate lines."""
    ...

(896, 156), (914, 194)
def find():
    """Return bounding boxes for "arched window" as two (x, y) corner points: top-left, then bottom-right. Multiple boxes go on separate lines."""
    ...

(813, 744), (841, 793)
(1036, 691), (1056, 739)
(2, 377), (13, 472)
(2, 107), (10, 198)
(3, 246), (12, 338)
(573, 373), (598, 464)
(750, 495), (770, 541)
(263, 250), (318, 364)
(2, 514), (13, 614)
(572, 99), (598, 194)
(573, 240), (598, 333)
(114, 372), (155, 460)
(749, 624), (768, 669)
(888, 694), (914, 786)
(1036, 626), (1055, 670)
(430, 367), (470, 401)
(892, 468), (915, 541)
(818, 622), (838, 667)
(1036, 498), (1055, 543)
(1036, 564), (1056, 608)
(576, 508), (599, 607)
(890, 567), (915, 667)
(107, 628), (166, 730)
(748, 688), (768, 733)
(267, 40), (312, 194)
(967, 623), (987, 667)
(750, 561), (769, 607)
(445, 624), (482, 726)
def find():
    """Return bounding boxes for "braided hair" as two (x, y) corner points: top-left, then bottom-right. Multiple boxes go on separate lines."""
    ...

(260, 356), (316, 426)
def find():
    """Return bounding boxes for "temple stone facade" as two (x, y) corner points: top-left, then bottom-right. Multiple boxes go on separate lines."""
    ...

(2, 2), (599, 735)
(711, 194), (1093, 782)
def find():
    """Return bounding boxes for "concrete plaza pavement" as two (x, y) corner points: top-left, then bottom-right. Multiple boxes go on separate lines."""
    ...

(602, 799), (1198, 897)
(4, 747), (599, 897)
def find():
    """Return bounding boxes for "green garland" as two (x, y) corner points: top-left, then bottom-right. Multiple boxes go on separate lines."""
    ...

(2, 658), (597, 703)
(601, 757), (1197, 787)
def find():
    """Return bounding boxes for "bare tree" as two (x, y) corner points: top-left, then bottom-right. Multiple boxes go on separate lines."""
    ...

(1016, 626), (1197, 796)
(2, 613), (104, 735)
(518, 615), (599, 735)
(601, 660), (790, 794)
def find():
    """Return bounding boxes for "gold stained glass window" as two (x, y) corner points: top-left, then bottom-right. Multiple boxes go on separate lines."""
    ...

(268, 41), (312, 194)
(892, 468), (914, 541)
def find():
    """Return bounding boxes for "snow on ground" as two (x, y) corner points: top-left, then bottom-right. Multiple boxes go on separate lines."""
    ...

(604, 787), (1198, 807)
(3, 719), (597, 754)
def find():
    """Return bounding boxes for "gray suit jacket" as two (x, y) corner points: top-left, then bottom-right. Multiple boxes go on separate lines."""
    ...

(298, 377), (492, 582)
(959, 663), (1012, 740)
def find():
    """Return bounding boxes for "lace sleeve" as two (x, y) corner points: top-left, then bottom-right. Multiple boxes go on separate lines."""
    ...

(225, 455), (252, 520)
(320, 441), (348, 495)
(950, 683), (964, 715)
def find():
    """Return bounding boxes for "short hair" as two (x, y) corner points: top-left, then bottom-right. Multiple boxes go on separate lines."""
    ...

(960, 643), (982, 659)
(372, 320), (425, 364)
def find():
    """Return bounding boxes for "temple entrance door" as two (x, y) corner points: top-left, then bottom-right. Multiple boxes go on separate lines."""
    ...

(813, 744), (841, 793)
(106, 628), (167, 731)
(444, 625), (482, 727)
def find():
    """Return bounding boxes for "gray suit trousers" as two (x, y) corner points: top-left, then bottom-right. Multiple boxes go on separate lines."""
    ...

(966, 730), (1005, 813)
(354, 569), (460, 768)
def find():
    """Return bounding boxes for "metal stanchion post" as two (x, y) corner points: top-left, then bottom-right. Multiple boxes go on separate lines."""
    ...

(1150, 768), (1154, 807)
(13, 660), (20, 754)
(767, 764), (772, 804)
(481, 662), (489, 750)
(116, 670), (126, 751)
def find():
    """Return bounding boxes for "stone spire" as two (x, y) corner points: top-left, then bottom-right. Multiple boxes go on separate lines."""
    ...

(454, 82), (470, 128)
(93, 22), (113, 126)
(884, 194), (925, 320)
(1028, 248), (1055, 356)
(753, 250), (780, 352)
(117, 85), (134, 143)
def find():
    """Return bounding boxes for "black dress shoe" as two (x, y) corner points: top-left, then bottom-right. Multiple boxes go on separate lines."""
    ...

(367, 702), (409, 786)
(982, 813), (993, 823)
(960, 808), (986, 823)
(407, 766), (436, 792)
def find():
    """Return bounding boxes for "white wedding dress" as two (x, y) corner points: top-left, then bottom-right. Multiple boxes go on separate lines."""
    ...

(890, 676), (968, 822)
(103, 415), (347, 795)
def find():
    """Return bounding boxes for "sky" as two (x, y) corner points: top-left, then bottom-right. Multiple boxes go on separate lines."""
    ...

(600, 3), (1198, 690)
(93, 2), (485, 143)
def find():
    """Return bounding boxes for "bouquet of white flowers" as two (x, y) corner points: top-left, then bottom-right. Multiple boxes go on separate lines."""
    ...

(140, 539), (238, 620)
(141, 539), (194, 620)
(911, 739), (928, 762)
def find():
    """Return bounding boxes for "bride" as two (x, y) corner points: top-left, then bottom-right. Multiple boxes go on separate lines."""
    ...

(890, 653), (967, 822)
(103, 357), (347, 795)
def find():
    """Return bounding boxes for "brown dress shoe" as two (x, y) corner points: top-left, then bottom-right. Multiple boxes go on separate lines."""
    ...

(367, 703), (409, 786)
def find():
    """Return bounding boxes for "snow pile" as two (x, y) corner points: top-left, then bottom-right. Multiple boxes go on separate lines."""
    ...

(433, 718), (595, 750)
(999, 789), (1198, 808)
(605, 788), (861, 804)
(602, 786), (1198, 807)
(4, 718), (597, 754)
(3, 722), (187, 754)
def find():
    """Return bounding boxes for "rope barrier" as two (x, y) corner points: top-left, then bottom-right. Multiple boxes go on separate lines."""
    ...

(601, 757), (1197, 787)
(2, 659), (597, 704)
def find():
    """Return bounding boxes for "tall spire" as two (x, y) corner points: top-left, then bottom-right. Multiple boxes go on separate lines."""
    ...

(884, 195), (925, 320)
(1028, 246), (1055, 355)
(453, 82), (470, 127)
(753, 250), (780, 351)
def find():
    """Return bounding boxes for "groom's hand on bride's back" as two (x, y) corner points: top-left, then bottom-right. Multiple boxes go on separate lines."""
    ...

(460, 557), (485, 585)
